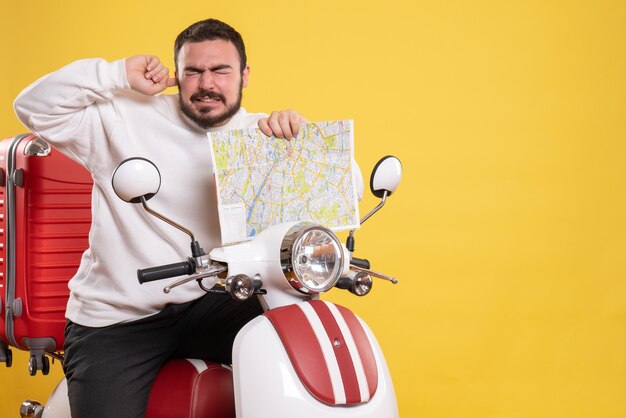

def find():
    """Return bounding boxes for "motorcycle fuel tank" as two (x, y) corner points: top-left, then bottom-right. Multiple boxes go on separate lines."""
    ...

(232, 300), (398, 418)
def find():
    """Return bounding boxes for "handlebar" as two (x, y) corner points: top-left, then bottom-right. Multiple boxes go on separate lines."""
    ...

(137, 260), (195, 284)
(350, 257), (371, 270)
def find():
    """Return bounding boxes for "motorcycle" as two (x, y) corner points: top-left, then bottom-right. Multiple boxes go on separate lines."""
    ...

(20, 154), (403, 418)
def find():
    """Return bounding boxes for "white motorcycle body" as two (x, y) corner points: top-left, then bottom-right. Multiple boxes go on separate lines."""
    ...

(234, 309), (398, 418)
(215, 222), (398, 417)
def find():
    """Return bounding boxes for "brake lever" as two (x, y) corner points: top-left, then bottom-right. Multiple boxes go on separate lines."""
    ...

(350, 264), (398, 284)
(163, 265), (228, 293)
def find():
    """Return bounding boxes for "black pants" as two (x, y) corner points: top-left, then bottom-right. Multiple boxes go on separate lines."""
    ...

(63, 292), (263, 418)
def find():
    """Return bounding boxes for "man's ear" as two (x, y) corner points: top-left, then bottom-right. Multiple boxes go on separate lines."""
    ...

(174, 70), (180, 88)
(242, 66), (250, 88)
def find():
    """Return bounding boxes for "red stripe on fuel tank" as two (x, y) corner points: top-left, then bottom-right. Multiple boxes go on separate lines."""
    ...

(264, 304), (335, 404)
(308, 300), (362, 404)
(335, 304), (379, 397)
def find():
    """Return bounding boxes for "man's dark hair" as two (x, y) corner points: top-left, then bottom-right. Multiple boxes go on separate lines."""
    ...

(174, 19), (247, 72)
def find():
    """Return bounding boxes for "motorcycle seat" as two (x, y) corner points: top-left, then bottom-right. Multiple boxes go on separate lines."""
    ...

(146, 358), (235, 418)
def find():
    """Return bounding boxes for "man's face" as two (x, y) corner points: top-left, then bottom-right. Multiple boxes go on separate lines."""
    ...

(176, 39), (249, 128)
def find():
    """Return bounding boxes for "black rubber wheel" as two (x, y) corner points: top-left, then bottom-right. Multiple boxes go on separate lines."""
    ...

(5, 349), (12, 368)
(42, 356), (50, 375)
(28, 356), (37, 376)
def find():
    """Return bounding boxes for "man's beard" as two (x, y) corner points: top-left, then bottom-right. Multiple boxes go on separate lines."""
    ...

(179, 84), (243, 129)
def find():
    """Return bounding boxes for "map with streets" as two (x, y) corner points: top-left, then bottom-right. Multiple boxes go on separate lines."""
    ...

(209, 120), (360, 244)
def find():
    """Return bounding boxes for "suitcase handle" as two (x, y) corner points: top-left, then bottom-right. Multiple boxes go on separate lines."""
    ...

(137, 260), (195, 284)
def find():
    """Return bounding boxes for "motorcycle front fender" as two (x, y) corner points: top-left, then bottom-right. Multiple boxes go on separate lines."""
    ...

(232, 303), (398, 418)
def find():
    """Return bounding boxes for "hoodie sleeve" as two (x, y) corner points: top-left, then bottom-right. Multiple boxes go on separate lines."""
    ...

(13, 58), (129, 165)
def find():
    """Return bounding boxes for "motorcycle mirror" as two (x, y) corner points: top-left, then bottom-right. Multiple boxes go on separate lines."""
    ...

(111, 158), (161, 204)
(347, 155), (402, 252)
(370, 156), (402, 198)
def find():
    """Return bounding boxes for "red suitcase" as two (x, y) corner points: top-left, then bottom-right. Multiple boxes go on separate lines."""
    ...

(0, 134), (92, 375)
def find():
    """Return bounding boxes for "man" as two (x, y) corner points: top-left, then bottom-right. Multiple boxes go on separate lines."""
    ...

(14, 19), (305, 417)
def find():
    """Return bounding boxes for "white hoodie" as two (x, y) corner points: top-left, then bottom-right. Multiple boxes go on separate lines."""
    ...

(14, 58), (266, 327)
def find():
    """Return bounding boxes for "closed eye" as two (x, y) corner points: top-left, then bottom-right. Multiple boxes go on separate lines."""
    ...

(211, 65), (233, 75)
(183, 69), (202, 77)
(183, 65), (233, 77)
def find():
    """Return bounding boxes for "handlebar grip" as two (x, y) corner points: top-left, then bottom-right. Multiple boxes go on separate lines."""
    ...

(137, 260), (195, 284)
(350, 257), (371, 270)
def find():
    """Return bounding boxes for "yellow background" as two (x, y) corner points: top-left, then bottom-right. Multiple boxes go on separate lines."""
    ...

(1, 0), (625, 416)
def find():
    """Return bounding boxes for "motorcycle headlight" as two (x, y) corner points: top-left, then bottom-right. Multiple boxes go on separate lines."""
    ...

(281, 224), (345, 294)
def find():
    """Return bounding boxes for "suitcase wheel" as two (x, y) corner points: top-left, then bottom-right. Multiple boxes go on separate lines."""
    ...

(3, 348), (12, 368)
(42, 356), (50, 375)
(28, 354), (50, 376)
(28, 356), (37, 376)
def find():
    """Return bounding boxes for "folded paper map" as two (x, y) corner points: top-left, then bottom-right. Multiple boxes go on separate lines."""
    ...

(208, 120), (360, 244)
